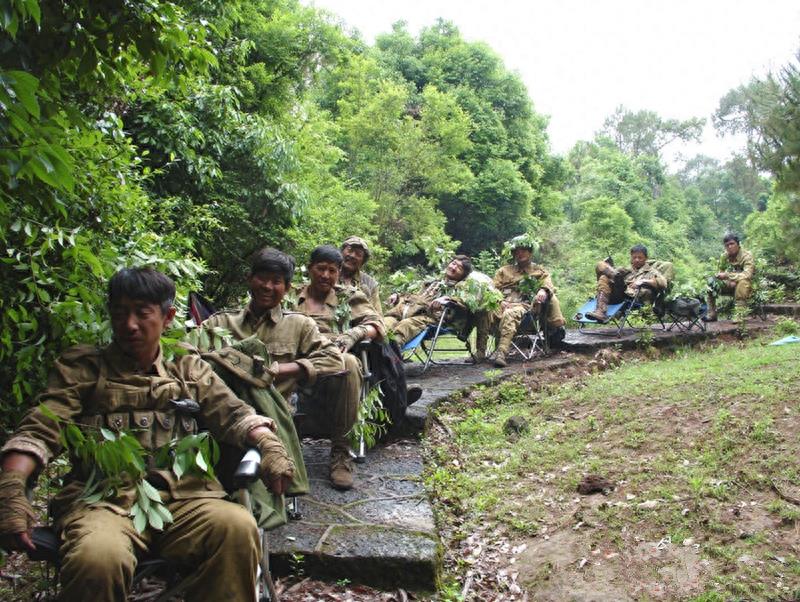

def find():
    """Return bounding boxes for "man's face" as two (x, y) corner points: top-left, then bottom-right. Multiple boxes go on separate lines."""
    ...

(309, 261), (340, 294)
(110, 297), (175, 361)
(513, 247), (533, 265)
(248, 271), (287, 313)
(630, 251), (647, 270)
(341, 245), (366, 273)
(724, 239), (740, 257)
(444, 259), (466, 281)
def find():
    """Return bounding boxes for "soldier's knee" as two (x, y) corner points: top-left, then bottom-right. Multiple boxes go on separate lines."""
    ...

(734, 280), (752, 302)
(217, 504), (259, 545)
(61, 529), (136, 587)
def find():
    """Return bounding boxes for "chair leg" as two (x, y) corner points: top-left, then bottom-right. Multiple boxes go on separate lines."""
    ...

(422, 311), (450, 373)
(259, 530), (280, 602)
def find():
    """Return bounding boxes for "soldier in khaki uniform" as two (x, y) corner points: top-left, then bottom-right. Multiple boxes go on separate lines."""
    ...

(203, 248), (359, 490)
(340, 236), (382, 315)
(704, 233), (755, 322)
(384, 255), (473, 346)
(492, 236), (566, 367)
(586, 243), (668, 323)
(0, 267), (294, 602)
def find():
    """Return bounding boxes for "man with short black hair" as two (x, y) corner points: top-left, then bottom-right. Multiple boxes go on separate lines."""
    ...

(340, 236), (382, 314)
(585, 244), (668, 323)
(203, 248), (359, 490)
(0, 267), (293, 601)
(384, 255), (474, 346)
(704, 233), (755, 322)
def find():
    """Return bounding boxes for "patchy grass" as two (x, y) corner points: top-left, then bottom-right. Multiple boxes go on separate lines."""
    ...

(425, 335), (800, 601)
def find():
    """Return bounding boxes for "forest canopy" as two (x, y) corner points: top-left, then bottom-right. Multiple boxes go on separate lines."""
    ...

(1, 0), (798, 429)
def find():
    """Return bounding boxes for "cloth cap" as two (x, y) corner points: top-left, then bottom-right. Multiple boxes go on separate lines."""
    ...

(341, 236), (370, 260)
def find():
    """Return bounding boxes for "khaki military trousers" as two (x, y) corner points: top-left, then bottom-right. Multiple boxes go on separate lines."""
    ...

(313, 351), (360, 450)
(384, 314), (437, 346)
(595, 262), (656, 304)
(495, 297), (566, 354)
(57, 497), (259, 601)
(713, 279), (752, 305)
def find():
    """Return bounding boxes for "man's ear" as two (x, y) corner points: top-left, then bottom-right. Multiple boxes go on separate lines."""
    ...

(162, 305), (177, 330)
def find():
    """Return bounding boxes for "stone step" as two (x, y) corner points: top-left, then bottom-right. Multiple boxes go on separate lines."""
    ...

(268, 440), (440, 592)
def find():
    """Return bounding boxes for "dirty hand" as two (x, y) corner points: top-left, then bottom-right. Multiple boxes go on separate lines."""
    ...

(534, 289), (548, 303)
(430, 296), (450, 310)
(251, 429), (295, 495)
(0, 470), (37, 552)
(716, 272), (728, 280)
(334, 333), (358, 352)
(387, 293), (399, 307)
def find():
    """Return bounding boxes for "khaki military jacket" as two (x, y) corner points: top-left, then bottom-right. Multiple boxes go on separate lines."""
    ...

(621, 261), (668, 290)
(1, 342), (271, 519)
(341, 270), (382, 315)
(203, 305), (344, 399)
(493, 263), (556, 305)
(719, 248), (755, 283)
(292, 284), (385, 342)
(386, 278), (466, 321)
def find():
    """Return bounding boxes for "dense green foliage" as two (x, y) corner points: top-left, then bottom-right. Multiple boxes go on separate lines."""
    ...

(1, 1), (797, 433)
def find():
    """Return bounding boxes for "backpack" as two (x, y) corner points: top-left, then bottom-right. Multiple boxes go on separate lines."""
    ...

(366, 340), (409, 432)
(667, 296), (702, 318)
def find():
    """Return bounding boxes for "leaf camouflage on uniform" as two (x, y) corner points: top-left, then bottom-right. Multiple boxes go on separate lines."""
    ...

(39, 404), (219, 533)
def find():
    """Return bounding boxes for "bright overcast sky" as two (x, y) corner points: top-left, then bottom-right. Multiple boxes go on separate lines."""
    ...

(304, 0), (800, 164)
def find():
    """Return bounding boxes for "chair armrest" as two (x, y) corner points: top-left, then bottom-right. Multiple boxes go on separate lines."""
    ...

(232, 448), (261, 490)
(26, 526), (61, 562)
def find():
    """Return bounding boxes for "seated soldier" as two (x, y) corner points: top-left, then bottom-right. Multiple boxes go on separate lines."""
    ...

(0, 267), (293, 602)
(203, 248), (360, 491)
(340, 236), (382, 315)
(294, 245), (385, 352)
(384, 255), (474, 346)
(492, 235), (567, 367)
(585, 243), (668, 323)
(704, 233), (755, 322)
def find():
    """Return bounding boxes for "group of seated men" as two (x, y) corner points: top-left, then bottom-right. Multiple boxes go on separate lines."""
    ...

(0, 232), (754, 599)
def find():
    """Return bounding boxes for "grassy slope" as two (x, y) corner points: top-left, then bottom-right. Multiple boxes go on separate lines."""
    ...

(426, 336), (800, 601)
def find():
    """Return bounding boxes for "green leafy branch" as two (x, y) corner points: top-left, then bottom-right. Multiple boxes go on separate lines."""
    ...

(517, 275), (543, 302)
(333, 288), (353, 333)
(39, 404), (218, 533)
(349, 385), (390, 450)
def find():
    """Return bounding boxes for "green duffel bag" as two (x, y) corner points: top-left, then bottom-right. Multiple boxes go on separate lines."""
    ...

(202, 336), (309, 530)
(667, 296), (702, 318)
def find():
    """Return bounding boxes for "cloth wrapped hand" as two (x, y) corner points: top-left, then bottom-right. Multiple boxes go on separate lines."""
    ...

(251, 429), (295, 490)
(0, 470), (36, 546)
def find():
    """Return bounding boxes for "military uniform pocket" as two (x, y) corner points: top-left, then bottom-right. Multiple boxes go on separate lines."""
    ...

(105, 412), (130, 433)
(131, 411), (155, 448)
(178, 415), (198, 437)
(154, 412), (176, 448)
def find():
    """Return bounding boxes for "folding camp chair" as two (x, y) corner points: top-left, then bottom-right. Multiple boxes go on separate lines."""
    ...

(507, 298), (551, 360)
(665, 297), (707, 332)
(26, 448), (280, 602)
(400, 303), (475, 373)
(574, 285), (666, 336)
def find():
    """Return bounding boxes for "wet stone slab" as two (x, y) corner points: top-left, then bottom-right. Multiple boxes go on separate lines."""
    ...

(269, 439), (440, 591)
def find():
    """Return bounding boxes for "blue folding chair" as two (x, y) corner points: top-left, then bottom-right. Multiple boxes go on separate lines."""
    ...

(400, 304), (474, 373)
(574, 286), (666, 336)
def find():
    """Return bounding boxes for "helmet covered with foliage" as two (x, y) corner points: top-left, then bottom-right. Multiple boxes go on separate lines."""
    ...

(505, 233), (539, 256)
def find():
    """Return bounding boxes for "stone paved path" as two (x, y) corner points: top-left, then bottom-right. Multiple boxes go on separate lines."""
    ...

(269, 312), (788, 590)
